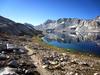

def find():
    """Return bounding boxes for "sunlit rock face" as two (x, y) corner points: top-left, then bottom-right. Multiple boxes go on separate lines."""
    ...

(35, 19), (57, 31)
(0, 16), (42, 36)
(35, 16), (100, 33)
(95, 16), (100, 21)
(76, 20), (99, 32)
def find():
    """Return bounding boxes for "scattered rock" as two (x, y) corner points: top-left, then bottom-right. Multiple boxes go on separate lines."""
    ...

(25, 70), (40, 75)
(42, 65), (48, 69)
(94, 72), (100, 75)
(8, 60), (19, 68)
(0, 67), (16, 75)
(0, 53), (7, 60)
(49, 61), (58, 65)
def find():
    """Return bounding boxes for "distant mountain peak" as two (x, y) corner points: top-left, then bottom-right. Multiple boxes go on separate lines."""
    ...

(44, 19), (56, 25)
(35, 16), (100, 33)
(96, 16), (100, 20)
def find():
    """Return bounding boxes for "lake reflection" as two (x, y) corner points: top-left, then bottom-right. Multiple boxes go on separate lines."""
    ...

(43, 32), (100, 55)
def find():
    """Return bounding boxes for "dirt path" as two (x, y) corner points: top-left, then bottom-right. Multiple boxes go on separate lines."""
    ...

(25, 46), (52, 75)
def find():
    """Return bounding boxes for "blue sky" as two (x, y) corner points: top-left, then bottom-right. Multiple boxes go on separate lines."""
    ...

(0, 0), (100, 25)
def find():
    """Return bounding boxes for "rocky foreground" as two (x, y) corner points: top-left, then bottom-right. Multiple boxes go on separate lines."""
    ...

(28, 42), (100, 75)
(0, 35), (40, 75)
(0, 35), (100, 75)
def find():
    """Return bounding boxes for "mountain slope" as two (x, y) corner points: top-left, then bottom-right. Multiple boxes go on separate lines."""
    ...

(35, 16), (100, 33)
(0, 16), (42, 36)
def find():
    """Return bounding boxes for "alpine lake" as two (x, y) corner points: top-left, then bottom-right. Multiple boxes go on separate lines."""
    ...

(43, 32), (100, 56)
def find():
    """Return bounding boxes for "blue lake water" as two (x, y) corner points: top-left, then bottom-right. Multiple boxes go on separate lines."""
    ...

(43, 32), (100, 56)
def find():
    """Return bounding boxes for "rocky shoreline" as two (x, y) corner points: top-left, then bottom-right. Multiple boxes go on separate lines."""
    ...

(28, 42), (100, 75)
(0, 35), (100, 75)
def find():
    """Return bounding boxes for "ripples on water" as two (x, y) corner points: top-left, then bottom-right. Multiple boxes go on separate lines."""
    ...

(43, 32), (100, 56)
